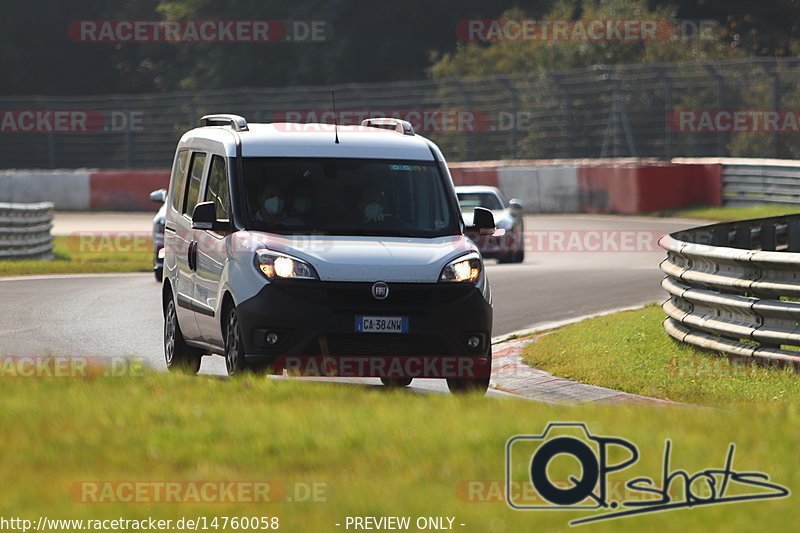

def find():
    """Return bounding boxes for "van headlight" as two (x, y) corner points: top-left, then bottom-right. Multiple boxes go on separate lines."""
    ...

(255, 250), (319, 280)
(439, 253), (482, 283)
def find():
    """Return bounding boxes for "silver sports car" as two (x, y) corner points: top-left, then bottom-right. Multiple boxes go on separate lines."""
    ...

(455, 185), (525, 263)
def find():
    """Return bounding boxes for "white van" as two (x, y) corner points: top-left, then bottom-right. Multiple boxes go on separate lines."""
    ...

(161, 115), (495, 393)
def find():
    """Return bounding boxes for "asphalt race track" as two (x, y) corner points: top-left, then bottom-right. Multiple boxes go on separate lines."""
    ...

(0, 214), (700, 393)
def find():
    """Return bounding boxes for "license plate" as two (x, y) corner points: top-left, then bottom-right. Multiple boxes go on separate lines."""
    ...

(355, 316), (409, 333)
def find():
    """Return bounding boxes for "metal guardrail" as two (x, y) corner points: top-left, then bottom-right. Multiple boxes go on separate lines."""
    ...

(723, 161), (800, 206)
(0, 202), (55, 260)
(659, 214), (800, 366)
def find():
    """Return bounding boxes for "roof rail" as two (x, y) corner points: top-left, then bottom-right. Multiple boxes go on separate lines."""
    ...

(200, 114), (249, 132)
(360, 118), (415, 136)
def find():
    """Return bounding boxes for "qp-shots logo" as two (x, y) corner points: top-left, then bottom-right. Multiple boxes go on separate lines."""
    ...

(505, 422), (789, 526)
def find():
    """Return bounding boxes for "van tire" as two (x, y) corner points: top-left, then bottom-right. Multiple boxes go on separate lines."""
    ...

(446, 348), (492, 395)
(447, 375), (490, 394)
(164, 298), (202, 374)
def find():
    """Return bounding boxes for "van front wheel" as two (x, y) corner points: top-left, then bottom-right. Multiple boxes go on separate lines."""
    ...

(446, 350), (492, 395)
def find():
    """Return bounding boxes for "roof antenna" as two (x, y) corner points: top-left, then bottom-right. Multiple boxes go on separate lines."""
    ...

(331, 89), (340, 144)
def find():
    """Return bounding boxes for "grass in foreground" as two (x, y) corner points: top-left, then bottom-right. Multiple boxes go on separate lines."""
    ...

(0, 370), (798, 532)
(0, 235), (152, 276)
(521, 305), (800, 407)
(654, 204), (800, 222)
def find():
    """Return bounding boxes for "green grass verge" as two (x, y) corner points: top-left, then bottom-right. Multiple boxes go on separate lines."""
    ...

(0, 235), (152, 276)
(0, 370), (797, 531)
(653, 204), (800, 221)
(521, 305), (800, 407)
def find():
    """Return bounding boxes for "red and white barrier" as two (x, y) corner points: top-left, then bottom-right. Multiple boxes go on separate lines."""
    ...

(0, 159), (738, 214)
(450, 159), (722, 214)
(0, 169), (169, 210)
(89, 170), (170, 210)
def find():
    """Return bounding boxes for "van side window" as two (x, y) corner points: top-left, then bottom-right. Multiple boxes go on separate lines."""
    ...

(183, 152), (207, 215)
(205, 155), (230, 221)
(169, 150), (189, 212)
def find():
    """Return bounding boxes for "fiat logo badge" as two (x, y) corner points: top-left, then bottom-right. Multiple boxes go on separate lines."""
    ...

(372, 281), (389, 300)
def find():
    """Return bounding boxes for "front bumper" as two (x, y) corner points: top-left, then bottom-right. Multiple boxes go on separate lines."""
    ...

(235, 281), (493, 377)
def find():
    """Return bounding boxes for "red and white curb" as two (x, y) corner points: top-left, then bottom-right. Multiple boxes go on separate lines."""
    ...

(489, 334), (677, 405)
(488, 304), (680, 405)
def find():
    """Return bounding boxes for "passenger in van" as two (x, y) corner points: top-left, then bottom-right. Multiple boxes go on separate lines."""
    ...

(254, 181), (287, 224)
(358, 187), (386, 223)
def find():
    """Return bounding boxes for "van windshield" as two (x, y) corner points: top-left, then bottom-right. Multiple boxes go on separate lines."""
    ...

(241, 157), (459, 237)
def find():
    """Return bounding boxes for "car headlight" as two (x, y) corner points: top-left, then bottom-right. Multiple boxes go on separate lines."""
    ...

(255, 250), (319, 280)
(439, 253), (482, 283)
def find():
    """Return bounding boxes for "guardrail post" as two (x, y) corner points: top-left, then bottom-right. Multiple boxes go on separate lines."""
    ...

(712, 229), (729, 247)
(760, 224), (777, 251)
(788, 220), (800, 252)
(734, 226), (751, 249)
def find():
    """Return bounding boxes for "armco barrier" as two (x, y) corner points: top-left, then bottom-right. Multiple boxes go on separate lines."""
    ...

(659, 214), (800, 366)
(0, 202), (55, 260)
(721, 160), (800, 206)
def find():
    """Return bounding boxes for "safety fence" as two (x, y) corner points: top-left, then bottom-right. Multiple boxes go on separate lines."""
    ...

(3, 57), (800, 169)
(0, 202), (55, 260)
(660, 214), (800, 366)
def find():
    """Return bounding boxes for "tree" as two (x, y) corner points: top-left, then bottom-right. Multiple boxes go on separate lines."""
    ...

(429, 0), (736, 80)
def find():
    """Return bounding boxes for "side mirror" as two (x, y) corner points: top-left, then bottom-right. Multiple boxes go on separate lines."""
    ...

(150, 189), (167, 203)
(469, 207), (496, 235)
(192, 202), (228, 231)
(509, 199), (523, 215)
